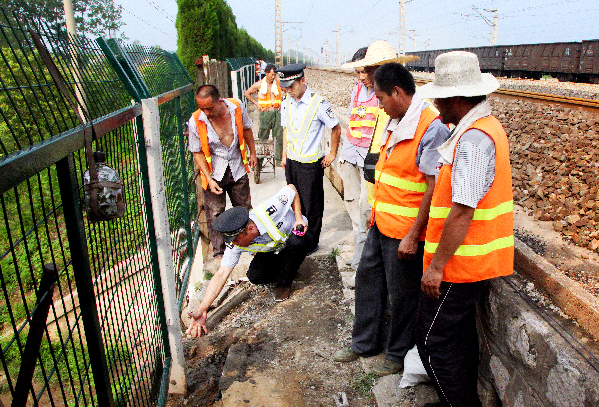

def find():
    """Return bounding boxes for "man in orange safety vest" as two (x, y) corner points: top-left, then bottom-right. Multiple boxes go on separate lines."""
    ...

(416, 51), (514, 407)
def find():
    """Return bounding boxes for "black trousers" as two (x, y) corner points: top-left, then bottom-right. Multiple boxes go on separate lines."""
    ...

(351, 224), (424, 363)
(417, 280), (487, 407)
(246, 233), (313, 287)
(284, 158), (324, 251)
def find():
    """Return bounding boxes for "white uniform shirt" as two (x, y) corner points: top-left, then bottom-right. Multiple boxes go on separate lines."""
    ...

(187, 98), (253, 182)
(221, 186), (305, 268)
(280, 87), (339, 161)
(451, 129), (496, 208)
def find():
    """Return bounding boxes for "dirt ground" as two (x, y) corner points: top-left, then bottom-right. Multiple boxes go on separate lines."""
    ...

(170, 255), (376, 407)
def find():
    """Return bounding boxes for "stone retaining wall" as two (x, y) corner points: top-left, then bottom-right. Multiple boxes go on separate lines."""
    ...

(478, 276), (599, 407)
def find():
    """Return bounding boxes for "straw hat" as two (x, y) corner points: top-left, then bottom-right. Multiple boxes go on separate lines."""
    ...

(342, 40), (418, 69)
(417, 51), (499, 99)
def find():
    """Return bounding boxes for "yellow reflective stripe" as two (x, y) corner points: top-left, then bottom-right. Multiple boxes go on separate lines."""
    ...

(349, 120), (376, 128)
(350, 130), (363, 138)
(424, 235), (514, 257)
(206, 156), (212, 163)
(376, 171), (428, 192)
(429, 200), (514, 220)
(239, 242), (282, 252)
(374, 202), (419, 217)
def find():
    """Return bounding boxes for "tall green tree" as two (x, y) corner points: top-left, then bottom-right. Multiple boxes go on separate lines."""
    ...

(176, 0), (275, 76)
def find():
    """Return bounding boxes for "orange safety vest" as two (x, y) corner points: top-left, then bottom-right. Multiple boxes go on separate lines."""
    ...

(346, 82), (379, 148)
(192, 98), (250, 190)
(371, 107), (438, 240)
(258, 78), (282, 109)
(423, 116), (514, 283)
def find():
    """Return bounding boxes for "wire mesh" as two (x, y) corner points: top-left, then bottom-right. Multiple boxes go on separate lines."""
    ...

(115, 44), (198, 306)
(0, 12), (196, 406)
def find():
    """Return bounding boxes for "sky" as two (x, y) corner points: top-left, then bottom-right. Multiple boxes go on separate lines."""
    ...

(114, 0), (599, 64)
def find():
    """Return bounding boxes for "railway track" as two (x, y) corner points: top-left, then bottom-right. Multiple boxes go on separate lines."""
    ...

(312, 67), (599, 112)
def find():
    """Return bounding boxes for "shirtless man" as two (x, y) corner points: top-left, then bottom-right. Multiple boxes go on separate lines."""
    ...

(188, 84), (257, 257)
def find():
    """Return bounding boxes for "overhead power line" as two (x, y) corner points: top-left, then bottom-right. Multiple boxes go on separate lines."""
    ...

(141, 0), (176, 23)
(121, 6), (176, 40)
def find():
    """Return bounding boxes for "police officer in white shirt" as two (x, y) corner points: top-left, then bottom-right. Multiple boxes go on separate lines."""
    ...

(187, 184), (310, 337)
(277, 64), (341, 253)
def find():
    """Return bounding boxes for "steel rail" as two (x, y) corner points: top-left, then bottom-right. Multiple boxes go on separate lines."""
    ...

(307, 68), (599, 111)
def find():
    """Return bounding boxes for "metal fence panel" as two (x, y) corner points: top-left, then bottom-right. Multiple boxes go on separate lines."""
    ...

(0, 13), (196, 406)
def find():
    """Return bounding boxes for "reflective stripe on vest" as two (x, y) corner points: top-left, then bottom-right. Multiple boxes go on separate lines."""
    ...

(370, 107), (438, 240)
(423, 115), (514, 283)
(238, 204), (289, 253)
(428, 200), (513, 221)
(425, 235), (514, 257)
(375, 169), (428, 192)
(192, 98), (250, 189)
(285, 94), (324, 163)
(346, 82), (378, 145)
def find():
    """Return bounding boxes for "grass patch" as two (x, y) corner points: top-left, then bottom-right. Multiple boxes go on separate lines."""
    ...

(353, 372), (377, 397)
(328, 247), (340, 259)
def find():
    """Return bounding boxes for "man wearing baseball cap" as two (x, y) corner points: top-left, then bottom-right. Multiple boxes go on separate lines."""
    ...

(416, 51), (514, 407)
(187, 184), (310, 337)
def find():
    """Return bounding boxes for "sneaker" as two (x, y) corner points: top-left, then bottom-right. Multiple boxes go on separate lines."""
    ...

(333, 347), (359, 362)
(372, 358), (403, 376)
(273, 285), (291, 302)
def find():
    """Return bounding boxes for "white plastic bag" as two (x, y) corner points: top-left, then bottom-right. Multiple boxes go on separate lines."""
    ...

(399, 345), (430, 388)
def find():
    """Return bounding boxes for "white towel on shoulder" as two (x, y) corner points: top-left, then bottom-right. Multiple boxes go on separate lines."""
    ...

(259, 79), (279, 97)
(381, 92), (426, 155)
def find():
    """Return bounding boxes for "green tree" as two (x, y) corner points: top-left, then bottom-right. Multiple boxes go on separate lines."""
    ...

(86, 0), (127, 40)
(176, 0), (276, 75)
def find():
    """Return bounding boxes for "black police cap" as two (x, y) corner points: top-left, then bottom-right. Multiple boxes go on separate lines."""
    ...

(276, 63), (307, 87)
(212, 206), (249, 244)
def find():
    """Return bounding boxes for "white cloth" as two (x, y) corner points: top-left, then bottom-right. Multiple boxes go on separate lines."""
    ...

(381, 92), (426, 155)
(436, 100), (492, 166)
(259, 78), (279, 97)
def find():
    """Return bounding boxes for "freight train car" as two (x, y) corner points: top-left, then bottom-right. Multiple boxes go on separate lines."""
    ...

(406, 40), (599, 83)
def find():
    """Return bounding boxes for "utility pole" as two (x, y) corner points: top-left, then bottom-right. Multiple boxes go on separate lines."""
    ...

(333, 24), (340, 66)
(409, 29), (416, 51)
(287, 36), (290, 65)
(275, 0), (283, 66)
(492, 9), (498, 45)
(427, 32), (430, 50)
(398, 0), (405, 55)
(325, 40), (329, 66)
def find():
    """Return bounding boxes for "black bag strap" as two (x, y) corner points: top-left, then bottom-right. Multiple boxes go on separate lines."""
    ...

(29, 29), (99, 185)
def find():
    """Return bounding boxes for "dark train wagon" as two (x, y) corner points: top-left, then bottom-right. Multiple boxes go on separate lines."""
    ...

(579, 40), (599, 83)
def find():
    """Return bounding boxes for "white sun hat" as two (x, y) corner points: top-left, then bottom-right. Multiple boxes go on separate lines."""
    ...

(342, 40), (418, 69)
(417, 51), (499, 99)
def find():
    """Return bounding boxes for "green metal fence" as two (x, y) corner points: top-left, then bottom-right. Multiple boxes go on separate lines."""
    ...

(0, 11), (196, 406)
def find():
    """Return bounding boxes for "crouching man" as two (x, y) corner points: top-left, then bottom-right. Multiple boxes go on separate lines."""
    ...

(187, 184), (311, 337)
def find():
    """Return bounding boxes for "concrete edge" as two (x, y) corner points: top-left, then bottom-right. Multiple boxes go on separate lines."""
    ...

(514, 238), (599, 341)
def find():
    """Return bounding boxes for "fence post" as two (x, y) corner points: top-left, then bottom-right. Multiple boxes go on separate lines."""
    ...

(56, 155), (115, 407)
(141, 97), (187, 395)
(231, 69), (240, 101)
